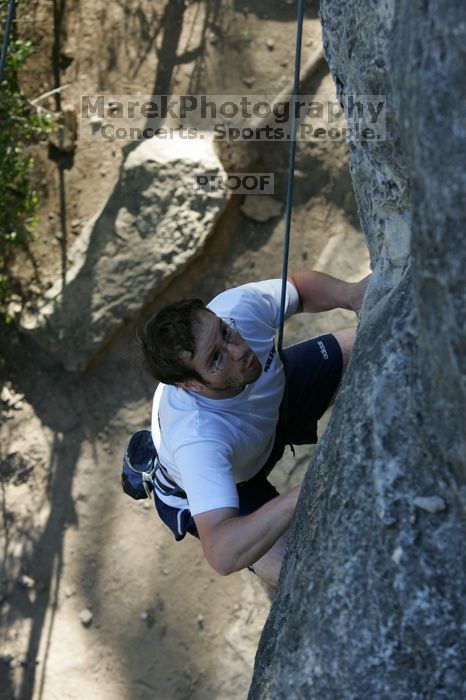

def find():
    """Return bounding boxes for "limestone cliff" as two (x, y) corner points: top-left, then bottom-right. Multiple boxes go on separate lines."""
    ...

(249, 1), (466, 698)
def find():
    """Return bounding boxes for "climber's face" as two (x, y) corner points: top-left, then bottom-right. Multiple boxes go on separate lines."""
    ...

(177, 310), (262, 399)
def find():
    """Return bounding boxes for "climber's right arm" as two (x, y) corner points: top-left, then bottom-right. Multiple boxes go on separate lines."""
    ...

(193, 485), (301, 576)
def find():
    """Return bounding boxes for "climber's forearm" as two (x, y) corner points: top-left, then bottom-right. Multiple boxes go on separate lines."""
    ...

(196, 486), (300, 576)
(288, 271), (370, 314)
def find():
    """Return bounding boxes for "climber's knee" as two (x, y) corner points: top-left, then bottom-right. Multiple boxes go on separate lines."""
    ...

(248, 530), (289, 588)
(331, 326), (356, 372)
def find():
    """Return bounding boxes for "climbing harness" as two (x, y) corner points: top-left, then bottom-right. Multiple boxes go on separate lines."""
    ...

(0, 0), (16, 84)
(277, 0), (306, 354)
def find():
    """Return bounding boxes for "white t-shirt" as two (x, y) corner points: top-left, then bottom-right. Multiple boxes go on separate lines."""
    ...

(151, 279), (299, 516)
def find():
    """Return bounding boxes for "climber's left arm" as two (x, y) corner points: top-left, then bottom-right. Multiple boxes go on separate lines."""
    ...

(288, 271), (371, 315)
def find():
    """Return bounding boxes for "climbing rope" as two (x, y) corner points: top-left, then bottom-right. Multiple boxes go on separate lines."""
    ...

(277, 0), (306, 354)
(0, 0), (16, 84)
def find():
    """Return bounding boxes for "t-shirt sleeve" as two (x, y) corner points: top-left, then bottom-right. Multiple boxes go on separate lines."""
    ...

(247, 279), (299, 326)
(174, 441), (240, 516)
(209, 279), (299, 328)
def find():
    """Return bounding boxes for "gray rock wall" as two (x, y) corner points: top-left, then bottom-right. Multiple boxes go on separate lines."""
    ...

(249, 1), (466, 698)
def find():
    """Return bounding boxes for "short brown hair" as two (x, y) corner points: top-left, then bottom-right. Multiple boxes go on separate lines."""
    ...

(138, 298), (212, 385)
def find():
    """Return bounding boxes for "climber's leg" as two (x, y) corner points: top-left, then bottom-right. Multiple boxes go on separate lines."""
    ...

(281, 331), (346, 444)
(249, 529), (290, 588)
(327, 326), (356, 405)
(331, 326), (356, 372)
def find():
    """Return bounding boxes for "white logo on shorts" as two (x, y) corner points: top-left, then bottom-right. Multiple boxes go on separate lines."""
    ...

(318, 340), (328, 360)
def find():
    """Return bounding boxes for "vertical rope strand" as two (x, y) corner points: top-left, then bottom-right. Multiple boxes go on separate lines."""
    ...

(0, 0), (16, 84)
(277, 0), (306, 353)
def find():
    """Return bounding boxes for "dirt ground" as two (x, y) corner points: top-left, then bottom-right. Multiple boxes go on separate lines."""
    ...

(1, 2), (370, 698)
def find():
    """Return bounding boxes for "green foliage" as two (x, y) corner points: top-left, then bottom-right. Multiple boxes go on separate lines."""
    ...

(0, 33), (54, 320)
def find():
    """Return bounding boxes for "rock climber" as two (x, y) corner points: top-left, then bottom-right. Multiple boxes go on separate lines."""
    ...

(138, 271), (370, 587)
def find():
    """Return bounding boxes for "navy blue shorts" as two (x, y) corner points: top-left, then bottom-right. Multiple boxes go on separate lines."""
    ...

(154, 333), (343, 541)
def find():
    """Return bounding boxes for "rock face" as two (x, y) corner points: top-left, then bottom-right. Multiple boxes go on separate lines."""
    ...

(249, 2), (466, 699)
(21, 135), (229, 370)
